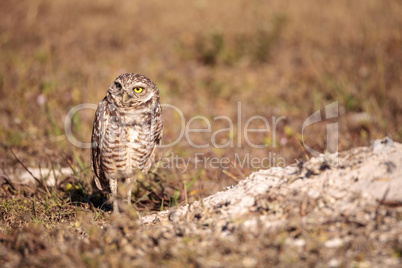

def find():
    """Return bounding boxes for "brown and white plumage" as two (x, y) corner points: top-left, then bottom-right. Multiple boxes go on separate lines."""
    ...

(91, 73), (163, 212)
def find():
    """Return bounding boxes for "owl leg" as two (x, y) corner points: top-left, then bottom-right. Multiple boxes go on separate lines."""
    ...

(125, 178), (132, 205)
(124, 177), (137, 205)
(109, 179), (118, 213)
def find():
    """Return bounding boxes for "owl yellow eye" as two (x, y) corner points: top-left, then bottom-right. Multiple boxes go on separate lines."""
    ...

(134, 87), (143, 93)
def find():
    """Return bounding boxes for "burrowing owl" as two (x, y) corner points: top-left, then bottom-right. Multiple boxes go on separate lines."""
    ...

(91, 73), (163, 212)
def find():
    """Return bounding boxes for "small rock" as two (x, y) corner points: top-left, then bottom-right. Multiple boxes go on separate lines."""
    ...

(325, 238), (343, 248)
(372, 137), (394, 154)
(328, 258), (340, 268)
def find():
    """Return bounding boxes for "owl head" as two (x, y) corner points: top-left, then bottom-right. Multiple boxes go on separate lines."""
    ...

(107, 73), (160, 108)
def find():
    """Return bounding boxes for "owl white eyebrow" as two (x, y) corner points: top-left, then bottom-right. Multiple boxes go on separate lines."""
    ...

(131, 83), (147, 89)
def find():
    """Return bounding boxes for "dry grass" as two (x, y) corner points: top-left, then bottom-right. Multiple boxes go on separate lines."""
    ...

(0, 0), (401, 266)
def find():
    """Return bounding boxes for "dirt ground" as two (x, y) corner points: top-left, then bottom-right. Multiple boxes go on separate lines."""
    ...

(1, 139), (401, 267)
(0, 0), (401, 267)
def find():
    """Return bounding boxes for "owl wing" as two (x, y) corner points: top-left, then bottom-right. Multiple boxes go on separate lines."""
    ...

(91, 98), (110, 190)
(142, 104), (163, 174)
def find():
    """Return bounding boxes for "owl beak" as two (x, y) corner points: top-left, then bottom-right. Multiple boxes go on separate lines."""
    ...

(122, 92), (128, 103)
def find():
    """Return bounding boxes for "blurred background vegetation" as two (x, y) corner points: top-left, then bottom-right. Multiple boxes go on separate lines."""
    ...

(0, 0), (401, 209)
